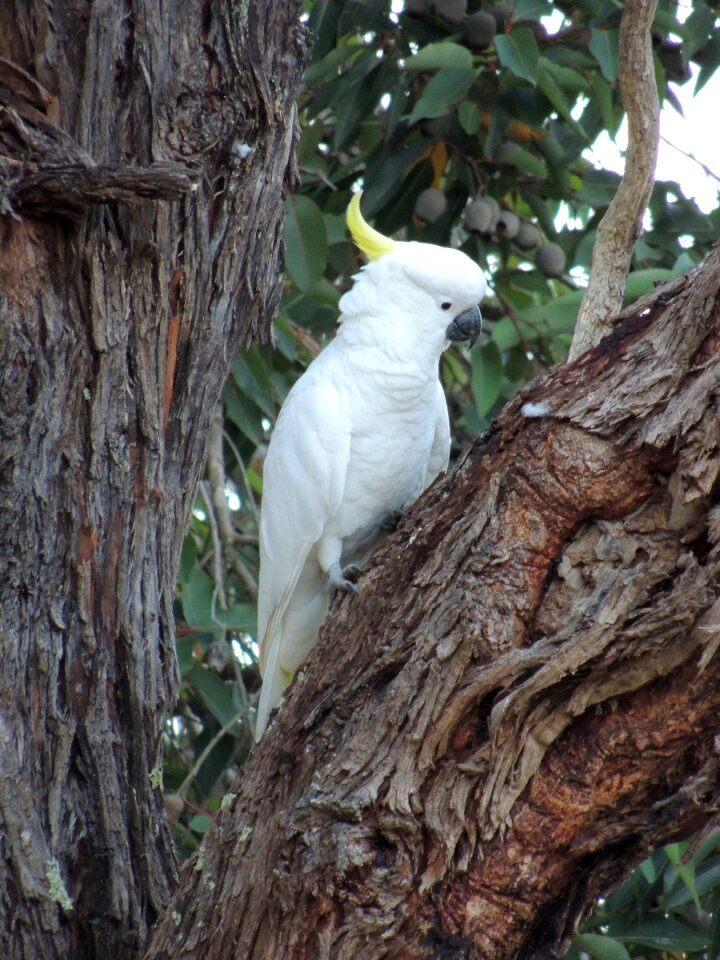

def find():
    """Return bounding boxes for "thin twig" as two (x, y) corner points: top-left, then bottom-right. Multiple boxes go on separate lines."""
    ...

(199, 481), (227, 611)
(223, 428), (260, 526)
(208, 403), (259, 599)
(660, 134), (720, 186)
(229, 553), (259, 601)
(207, 403), (238, 549)
(230, 655), (255, 739)
(569, 0), (660, 360)
(234, 534), (259, 546)
(176, 707), (248, 800)
(496, 291), (548, 376)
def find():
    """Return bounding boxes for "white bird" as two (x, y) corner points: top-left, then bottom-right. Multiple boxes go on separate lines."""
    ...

(255, 193), (486, 739)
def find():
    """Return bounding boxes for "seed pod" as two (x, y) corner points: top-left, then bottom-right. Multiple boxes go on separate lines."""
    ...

(464, 199), (495, 233)
(536, 242), (566, 277)
(421, 114), (458, 139)
(404, 0), (433, 14)
(485, 3), (512, 27)
(414, 188), (447, 223)
(515, 221), (539, 250)
(434, 0), (467, 24)
(466, 11), (496, 48)
(495, 211), (520, 239)
(481, 196), (500, 231)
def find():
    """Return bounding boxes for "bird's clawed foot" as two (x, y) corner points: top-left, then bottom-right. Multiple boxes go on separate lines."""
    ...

(328, 562), (362, 597)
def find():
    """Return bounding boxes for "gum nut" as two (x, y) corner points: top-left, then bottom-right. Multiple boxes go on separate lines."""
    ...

(435, 0), (467, 24)
(494, 211), (520, 239)
(465, 199), (494, 233)
(536, 242), (567, 277)
(481, 195), (500, 229)
(515, 221), (539, 250)
(404, 0), (433, 14)
(466, 11), (496, 48)
(485, 3), (512, 26)
(421, 114), (455, 138)
(414, 188), (447, 223)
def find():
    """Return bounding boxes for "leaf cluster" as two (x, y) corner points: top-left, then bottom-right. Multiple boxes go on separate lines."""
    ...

(167, 1), (720, 948)
(571, 834), (720, 959)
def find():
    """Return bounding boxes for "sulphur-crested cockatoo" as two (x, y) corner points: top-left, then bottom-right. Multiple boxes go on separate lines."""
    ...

(255, 192), (486, 739)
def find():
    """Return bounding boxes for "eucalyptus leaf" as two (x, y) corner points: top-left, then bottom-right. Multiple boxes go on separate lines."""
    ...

(511, 0), (552, 17)
(407, 67), (475, 123)
(574, 933), (630, 960)
(188, 814), (213, 834)
(495, 28), (540, 85)
(495, 141), (548, 179)
(611, 915), (713, 952)
(589, 71), (618, 136)
(537, 67), (572, 121)
(304, 45), (358, 86)
(404, 41), (473, 73)
(471, 341), (503, 417)
(589, 28), (620, 83)
(458, 100), (482, 134)
(223, 378), (263, 445)
(182, 567), (257, 635)
(185, 664), (243, 731)
(284, 194), (328, 292)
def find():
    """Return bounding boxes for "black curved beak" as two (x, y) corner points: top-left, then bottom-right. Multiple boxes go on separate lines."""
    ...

(446, 304), (483, 349)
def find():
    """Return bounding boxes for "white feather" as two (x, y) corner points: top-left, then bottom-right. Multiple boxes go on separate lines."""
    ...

(255, 239), (486, 739)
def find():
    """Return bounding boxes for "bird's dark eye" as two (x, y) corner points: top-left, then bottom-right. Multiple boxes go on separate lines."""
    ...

(441, 301), (452, 311)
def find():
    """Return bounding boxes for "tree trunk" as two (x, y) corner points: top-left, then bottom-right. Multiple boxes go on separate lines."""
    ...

(0, 3), (305, 959)
(146, 248), (720, 960)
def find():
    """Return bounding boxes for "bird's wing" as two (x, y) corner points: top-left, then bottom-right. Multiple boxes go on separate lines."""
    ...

(424, 380), (451, 489)
(256, 371), (351, 736)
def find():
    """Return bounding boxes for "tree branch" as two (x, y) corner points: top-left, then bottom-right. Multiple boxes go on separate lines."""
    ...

(206, 403), (259, 600)
(0, 102), (194, 218)
(569, 0), (660, 360)
(9, 162), (195, 216)
(145, 245), (720, 960)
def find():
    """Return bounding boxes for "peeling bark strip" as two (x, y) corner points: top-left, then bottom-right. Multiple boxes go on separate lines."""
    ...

(0, 4), (305, 960)
(146, 248), (720, 960)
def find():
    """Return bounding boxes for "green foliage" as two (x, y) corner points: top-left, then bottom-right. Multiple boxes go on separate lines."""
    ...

(167, 0), (720, 947)
(568, 833), (720, 960)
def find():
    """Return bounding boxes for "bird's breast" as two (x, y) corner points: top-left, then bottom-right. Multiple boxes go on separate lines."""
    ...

(329, 386), (438, 543)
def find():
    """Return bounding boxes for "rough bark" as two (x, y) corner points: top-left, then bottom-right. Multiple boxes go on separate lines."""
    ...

(146, 247), (720, 960)
(570, 0), (660, 359)
(0, 3), (305, 959)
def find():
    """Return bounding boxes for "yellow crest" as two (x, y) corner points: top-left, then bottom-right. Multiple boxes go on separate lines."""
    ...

(346, 192), (396, 261)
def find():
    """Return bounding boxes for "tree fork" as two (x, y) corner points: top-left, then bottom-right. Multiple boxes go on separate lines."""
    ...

(146, 248), (720, 959)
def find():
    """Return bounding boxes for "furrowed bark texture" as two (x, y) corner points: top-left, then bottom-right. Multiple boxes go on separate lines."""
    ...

(146, 247), (720, 960)
(0, 4), (304, 959)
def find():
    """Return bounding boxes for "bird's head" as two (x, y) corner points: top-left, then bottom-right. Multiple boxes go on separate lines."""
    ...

(343, 192), (486, 349)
